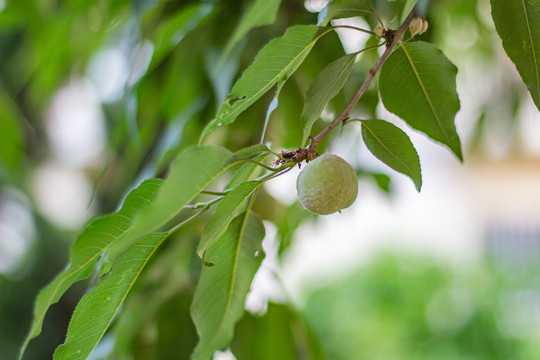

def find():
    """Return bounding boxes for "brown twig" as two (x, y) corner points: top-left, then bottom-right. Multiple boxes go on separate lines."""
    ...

(286, 6), (419, 164)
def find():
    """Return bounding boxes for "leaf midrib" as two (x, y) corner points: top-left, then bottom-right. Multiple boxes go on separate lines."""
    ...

(226, 0), (280, 56)
(521, 0), (540, 104)
(206, 202), (257, 351)
(222, 27), (332, 122)
(200, 181), (261, 255)
(303, 53), (356, 135)
(307, 54), (355, 113)
(24, 156), (235, 358)
(55, 233), (169, 360)
(401, 43), (451, 141)
(362, 122), (419, 187)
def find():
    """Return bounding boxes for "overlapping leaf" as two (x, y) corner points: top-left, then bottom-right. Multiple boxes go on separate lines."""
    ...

(302, 53), (356, 143)
(379, 41), (462, 161)
(201, 25), (330, 140)
(361, 120), (421, 191)
(53, 232), (169, 360)
(198, 181), (263, 258)
(18, 179), (163, 359)
(21, 146), (235, 359)
(198, 145), (274, 258)
(233, 144), (270, 159)
(226, 153), (269, 190)
(491, 0), (540, 111)
(191, 213), (265, 360)
(112, 146), (234, 260)
(325, 0), (373, 22)
(109, 239), (195, 358)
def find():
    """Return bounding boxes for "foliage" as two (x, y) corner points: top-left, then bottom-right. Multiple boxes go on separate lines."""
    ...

(303, 253), (537, 360)
(0, 0), (538, 359)
(491, 0), (540, 110)
(379, 41), (462, 161)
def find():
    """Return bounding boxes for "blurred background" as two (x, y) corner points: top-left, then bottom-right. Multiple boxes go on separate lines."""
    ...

(1, 0), (540, 359)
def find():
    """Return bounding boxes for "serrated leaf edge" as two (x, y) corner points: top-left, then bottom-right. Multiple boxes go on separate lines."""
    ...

(400, 43), (452, 145)
(361, 120), (422, 191)
(521, 0), (540, 105)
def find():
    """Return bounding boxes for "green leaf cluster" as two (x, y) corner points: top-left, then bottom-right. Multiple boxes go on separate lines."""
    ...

(5, 0), (539, 359)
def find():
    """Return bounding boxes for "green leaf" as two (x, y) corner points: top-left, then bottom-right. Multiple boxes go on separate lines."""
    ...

(491, 0), (540, 111)
(18, 179), (163, 359)
(302, 53), (356, 143)
(400, 0), (429, 20)
(191, 213), (265, 360)
(148, 3), (214, 73)
(201, 25), (330, 140)
(231, 303), (326, 360)
(111, 146), (234, 260)
(198, 181), (263, 258)
(325, 0), (373, 23)
(0, 91), (24, 170)
(379, 41), (462, 161)
(53, 232), (169, 360)
(227, 153), (269, 190)
(110, 239), (195, 358)
(401, 0), (416, 21)
(360, 120), (422, 191)
(371, 173), (392, 194)
(220, 0), (282, 61)
(234, 144), (270, 160)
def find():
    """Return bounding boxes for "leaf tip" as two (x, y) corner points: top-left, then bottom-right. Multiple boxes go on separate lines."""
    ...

(199, 121), (216, 145)
(452, 144), (464, 163)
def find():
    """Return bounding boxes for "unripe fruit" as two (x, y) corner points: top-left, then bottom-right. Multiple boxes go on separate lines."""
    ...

(296, 154), (358, 215)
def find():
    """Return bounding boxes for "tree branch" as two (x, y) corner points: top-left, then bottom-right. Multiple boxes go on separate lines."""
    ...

(303, 6), (419, 155)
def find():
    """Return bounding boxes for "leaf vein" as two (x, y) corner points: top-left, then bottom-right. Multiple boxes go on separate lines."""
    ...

(401, 43), (451, 141)
(521, 0), (540, 104)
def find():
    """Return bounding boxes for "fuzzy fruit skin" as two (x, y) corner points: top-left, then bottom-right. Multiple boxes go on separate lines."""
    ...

(296, 154), (358, 215)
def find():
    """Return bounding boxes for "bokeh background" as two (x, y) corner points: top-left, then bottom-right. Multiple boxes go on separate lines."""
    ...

(1, 0), (540, 359)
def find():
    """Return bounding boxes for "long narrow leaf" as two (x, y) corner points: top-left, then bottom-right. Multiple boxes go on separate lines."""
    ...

(201, 25), (330, 140)
(301, 53), (356, 143)
(53, 232), (169, 360)
(149, 3), (214, 72)
(109, 146), (234, 261)
(198, 181), (263, 258)
(325, 0), (373, 23)
(491, 0), (540, 111)
(191, 213), (265, 360)
(227, 154), (269, 190)
(221, 0), (282, 61)
(109, 237), (194, 358)
(19, 179), (163, 359)
(233, 144), (270, 159)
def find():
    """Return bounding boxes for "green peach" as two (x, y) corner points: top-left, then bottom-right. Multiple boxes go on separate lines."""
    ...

(296, 154), (358, 215)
